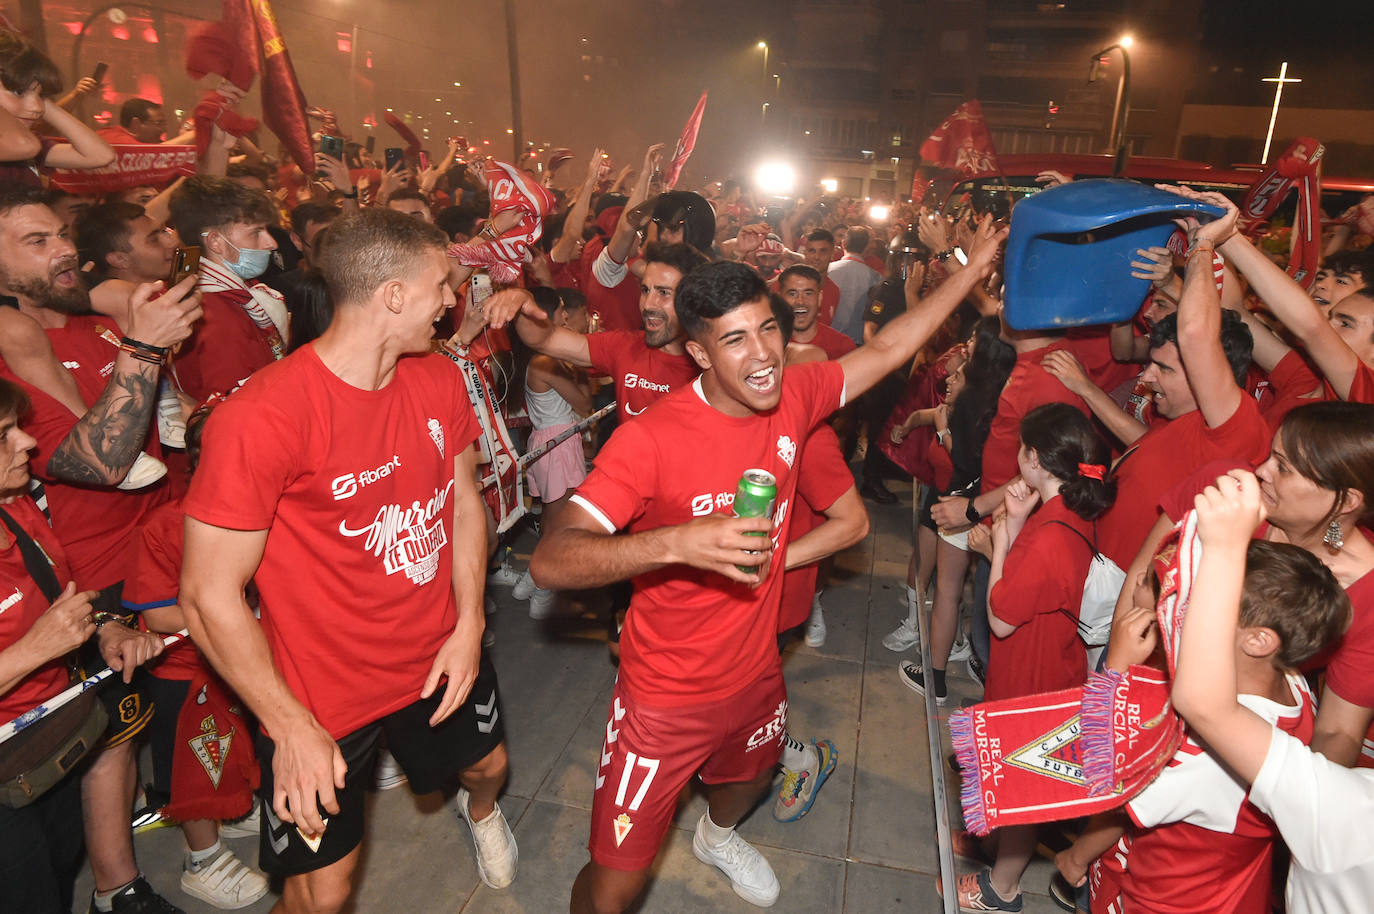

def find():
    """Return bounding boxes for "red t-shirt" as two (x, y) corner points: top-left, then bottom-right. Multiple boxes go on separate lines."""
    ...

(122, 498), (202, 681)
(173, 287), (280, 402)
(0, 498), (74, 726)
(769, 276), (841, 327)
(580, 238), (641, 333)
(805, 323), (858, 362)
(1062, 329), (1140, 397)
(1, 315), (171, 590)
(1118, 675), (1315, 914)
(570, 361), (847, 706)
(183, 345), (481, 738)
(585, 330), (700, 424)
(1323, 359), (1374, 405)
(1323, 569), (1374, 768)
(778, 425), (852, 632)
(980, 345), (1091, 493)
(1097, 397), (1270, 569)
(1260, 349), (1326, 432)
(985, 497), (1091, 702)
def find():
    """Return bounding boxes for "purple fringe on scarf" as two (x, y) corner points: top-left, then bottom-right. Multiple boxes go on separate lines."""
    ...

(949, 708), (990, 836)
(1080, 667), (1125, 797)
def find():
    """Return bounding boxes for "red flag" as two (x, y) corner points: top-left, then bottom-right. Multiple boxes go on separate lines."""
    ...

(920, 100), (1001, 177)
(1236, 137), (1325, 289)
(664, 91), (707, 190)
(384, 112), (421, 156)
(245, 0), (313, 174)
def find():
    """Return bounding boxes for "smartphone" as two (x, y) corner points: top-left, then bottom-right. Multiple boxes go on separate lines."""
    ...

(91, 61), (108, 84)
(167, 246), (200, 287)
(319, 135), (344, 160)
(364, 135), (376, 154)
(384, 147), (405, 172)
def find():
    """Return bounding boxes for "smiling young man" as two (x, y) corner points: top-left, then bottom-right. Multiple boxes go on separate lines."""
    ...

(180, 209), (516, 914)
(776, 264), (855, 361)
(506, 218), (1005, 913)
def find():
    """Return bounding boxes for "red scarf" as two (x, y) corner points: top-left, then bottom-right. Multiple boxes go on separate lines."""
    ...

(1237, 137), (1324, 289)
(165, 664), (259, 822)
(950, 513), (1201, 835)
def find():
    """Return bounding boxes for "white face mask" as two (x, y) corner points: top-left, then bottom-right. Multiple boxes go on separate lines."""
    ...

(207, 232), (272, 281)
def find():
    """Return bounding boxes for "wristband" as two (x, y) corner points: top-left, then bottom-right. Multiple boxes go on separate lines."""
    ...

(93, 610), (134, 630)
(965, 499), (982, 523)
(119, 337), (169, 365)
(935, 248), (956, 262)
(1185, 239), (1215, 263)
(935, 428), (949, 444)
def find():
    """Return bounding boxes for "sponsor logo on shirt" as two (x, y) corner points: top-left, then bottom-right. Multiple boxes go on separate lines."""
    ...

(99, 359), (115, 378)
(746, 699), (788, 751)
(330, 454), (403, 501)
(690, 491), (735, 516)
(776, 435), (796, 468)
(0, 587), (21, 615)
(337, 479), (455, 586)
(427, 418), (445, 458)
(622, 372), (671, 394)
(61, 360), (80, 371)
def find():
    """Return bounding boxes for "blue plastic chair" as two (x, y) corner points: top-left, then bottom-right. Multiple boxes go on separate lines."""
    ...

(1002, 179), (1224, 331)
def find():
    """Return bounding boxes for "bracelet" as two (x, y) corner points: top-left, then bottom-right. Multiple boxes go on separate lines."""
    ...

(119, 338), (169, 366)
(935, 248), (956, 262)
(92, 610), (133, 630)
(1185, 239), (1215, 263)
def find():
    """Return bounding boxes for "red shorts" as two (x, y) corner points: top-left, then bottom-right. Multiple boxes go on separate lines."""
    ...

(588, 669), (787, 870)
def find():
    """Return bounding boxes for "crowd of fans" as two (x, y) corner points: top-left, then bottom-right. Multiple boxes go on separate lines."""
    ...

(0, 23), (1372, 914)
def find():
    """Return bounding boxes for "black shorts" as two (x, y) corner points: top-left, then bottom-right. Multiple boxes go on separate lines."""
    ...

(77, 584), (155, 748)
(255, 652), (505, 876)
(917, 484), (939, 533)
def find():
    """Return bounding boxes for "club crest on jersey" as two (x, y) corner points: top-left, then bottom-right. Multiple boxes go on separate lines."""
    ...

(776, 435), (797, 468)
(1003, 717), (1085, 787)
(612, 813), (633, 847)
(427, 418), (445, 457)
(188, 709), (233, 789)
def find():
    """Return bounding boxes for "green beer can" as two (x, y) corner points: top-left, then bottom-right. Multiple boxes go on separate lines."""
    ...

(732, 468), (777, 573)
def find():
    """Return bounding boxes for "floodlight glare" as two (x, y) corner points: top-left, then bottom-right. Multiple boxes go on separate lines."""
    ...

(820, 177), (839, 193)
(869, 205), (890, 222)
(755, 161), (796, 196)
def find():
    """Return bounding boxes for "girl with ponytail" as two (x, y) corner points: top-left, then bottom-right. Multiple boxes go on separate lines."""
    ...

(951, 401), (1117, 911)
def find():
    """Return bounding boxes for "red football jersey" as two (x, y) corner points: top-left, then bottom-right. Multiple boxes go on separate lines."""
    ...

(980, 345), (1091, 494)
(571, 361), (846, 706)
(1117, 674), (1316, 914)
(1323, 570), (1374, 768)
(183, 346), (481, 738)
(807, 323), (858, 362)
(985, 497), (1091, 703)
(1097, 397), (1270, 568)
(580, 237), (641, 333)
(122, 498), (202, 681)
(1, 315), (170, 590)
(0, 497), (74, 726)
(585, 330), (701, 424)
(778, 425), (853, 632)
(172, 287), (278, 401)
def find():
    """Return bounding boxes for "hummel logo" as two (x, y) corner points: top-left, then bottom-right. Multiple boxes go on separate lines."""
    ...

(475, 690), (499, 734)
(263, 804), (291, 855)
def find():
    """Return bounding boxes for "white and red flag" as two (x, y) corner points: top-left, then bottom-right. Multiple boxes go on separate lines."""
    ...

(920, 100), (1001, 177)
(664, 91), (708, 190)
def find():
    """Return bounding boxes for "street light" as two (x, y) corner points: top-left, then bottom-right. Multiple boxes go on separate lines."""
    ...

(1088, 35), (1134, 175)
(757, 40), (768, 75)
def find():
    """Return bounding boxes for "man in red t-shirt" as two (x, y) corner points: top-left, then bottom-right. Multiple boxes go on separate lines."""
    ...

(506, 220), (1006, 913)
(796, 229), (843, 325)
(776, 264), (856, 361)
(180, 210), (516, 912)
(168, 176), (288, 401)
(581, 144), (666, 332)
(1207, 190), (1374, 405)
(0, 187), (201, 914)
(506, 242), (710, 424)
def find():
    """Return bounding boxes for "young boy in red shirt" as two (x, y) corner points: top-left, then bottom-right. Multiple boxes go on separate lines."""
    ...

(1056, 534), (1346, 914)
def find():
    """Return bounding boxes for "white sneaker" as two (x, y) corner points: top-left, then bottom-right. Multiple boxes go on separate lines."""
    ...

(511, 569), (537, 601)
(157, 378), (187, 449)
(882, 618), (921, 652)
(528, 587), (556, 620)
(947, 636), (972, 663)
(692, 814), (779, 907)
(181, 847), (269, 910)
(454, 787), (517, 889)
(487, 556), (521, 588)
(116, 452), (168, 490)
(218, 800), (260, 839)
(804, 596), (827, 648)
(375, 749), (408, 790)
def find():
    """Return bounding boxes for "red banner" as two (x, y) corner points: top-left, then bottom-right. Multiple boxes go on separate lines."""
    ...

(1237, 137), (1324, 289)
(920, 100), (1001, 177)
(664, 91), (708, 190)
(49, 144), (198, 194)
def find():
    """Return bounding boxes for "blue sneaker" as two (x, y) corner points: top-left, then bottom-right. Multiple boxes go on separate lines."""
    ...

(773, 738), (838, 822)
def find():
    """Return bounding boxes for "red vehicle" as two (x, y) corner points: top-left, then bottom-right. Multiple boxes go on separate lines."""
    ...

(936, 153), (1374, 223)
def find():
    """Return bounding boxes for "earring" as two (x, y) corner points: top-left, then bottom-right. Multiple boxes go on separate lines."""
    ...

(1325, 519), (1345, 551)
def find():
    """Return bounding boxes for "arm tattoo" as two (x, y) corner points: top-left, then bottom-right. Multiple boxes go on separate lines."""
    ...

(47, 364), (157, 486)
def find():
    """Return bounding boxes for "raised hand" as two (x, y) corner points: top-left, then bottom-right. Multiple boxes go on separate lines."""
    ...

(1129, 246), (1175, 287)
(126, 275), (203, 350)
